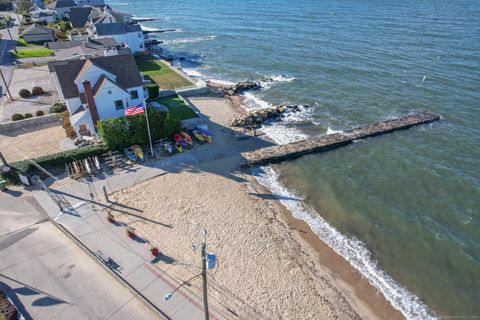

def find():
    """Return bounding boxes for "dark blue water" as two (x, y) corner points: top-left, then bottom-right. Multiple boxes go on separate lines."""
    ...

(111, 0), (480, 318)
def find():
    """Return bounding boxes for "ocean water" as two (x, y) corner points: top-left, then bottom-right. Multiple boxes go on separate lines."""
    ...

(111, 0), (480, 318)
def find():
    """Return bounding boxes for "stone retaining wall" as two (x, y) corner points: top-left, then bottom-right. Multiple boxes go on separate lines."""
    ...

(0, 114), (60, 134)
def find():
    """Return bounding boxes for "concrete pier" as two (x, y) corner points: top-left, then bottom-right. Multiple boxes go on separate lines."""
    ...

(241, 112), (440, 167)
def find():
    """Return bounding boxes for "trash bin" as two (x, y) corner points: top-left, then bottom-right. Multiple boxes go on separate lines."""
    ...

(0, 179), (6, 191)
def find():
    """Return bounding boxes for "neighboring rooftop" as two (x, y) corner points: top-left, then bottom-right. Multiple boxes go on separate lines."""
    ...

(49, 38), (131, 60)
(48, 54), (144, 99)
(68, 6), (93, 28)
(46, 0), (77, 9)
(21, 23), (53, 36)
(95, 22), (142, 36)
(47, 37), (118, 50)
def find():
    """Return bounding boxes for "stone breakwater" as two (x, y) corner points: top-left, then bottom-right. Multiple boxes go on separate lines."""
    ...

(241, 112), (441, 166)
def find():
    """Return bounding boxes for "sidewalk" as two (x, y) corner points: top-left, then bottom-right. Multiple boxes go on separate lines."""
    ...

(32, 153), (232, 320)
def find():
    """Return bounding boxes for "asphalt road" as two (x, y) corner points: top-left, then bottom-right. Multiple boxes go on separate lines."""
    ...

(0, 187), (158, 319)
(0, 12), (20, 97)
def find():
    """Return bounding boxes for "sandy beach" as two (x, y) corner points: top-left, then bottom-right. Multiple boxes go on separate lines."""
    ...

(108, 95), (404, 320)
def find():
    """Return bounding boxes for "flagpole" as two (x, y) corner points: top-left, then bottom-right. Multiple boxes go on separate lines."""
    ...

(144, 102), (154, 158)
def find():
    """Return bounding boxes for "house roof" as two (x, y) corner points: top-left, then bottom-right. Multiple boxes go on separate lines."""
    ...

(95, 22), (142, 36)
(32, 9), (56, 17)
(68, 7), (92, 28)
(48, 54), (144, 99)
(47, 0), (77, 9)
(92, 74), (129, 96)
(47, 37), (118, 50)
(21, 23), (52, 36)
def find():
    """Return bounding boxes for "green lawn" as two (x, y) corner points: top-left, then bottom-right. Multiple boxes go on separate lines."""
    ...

(154, 95), (197, 120)
(12, 48), (54, 58)
(135, 55), (193, 89)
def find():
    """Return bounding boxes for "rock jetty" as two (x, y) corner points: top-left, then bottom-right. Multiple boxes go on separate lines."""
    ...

(241, 112), (441, 166)
(208, 81), (261, 96)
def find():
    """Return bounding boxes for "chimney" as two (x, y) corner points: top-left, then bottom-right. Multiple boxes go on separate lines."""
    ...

(82, 80), (100, 126)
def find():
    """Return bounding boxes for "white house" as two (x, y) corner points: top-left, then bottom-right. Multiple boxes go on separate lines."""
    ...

(48, 54), (146, 136)
(93, 22), (144, 52)
(46, 0), (77, 19)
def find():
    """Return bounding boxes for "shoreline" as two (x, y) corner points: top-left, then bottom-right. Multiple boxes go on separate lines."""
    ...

(108, 94), (406, 319)
(227, 95), (405, 319)
(247, 171), (405, 320)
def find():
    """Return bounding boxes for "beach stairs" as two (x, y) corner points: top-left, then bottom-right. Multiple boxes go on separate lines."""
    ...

(102, 151), (132, 171)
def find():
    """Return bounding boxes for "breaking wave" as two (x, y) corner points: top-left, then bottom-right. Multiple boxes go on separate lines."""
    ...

(162, 35), (217, 45)
(253, 166), (437, 320)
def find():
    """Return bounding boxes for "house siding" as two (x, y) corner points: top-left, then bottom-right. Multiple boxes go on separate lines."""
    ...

(127, 85), (146, 108)
(94, 81), (130, 120)
(96, 32), (144, 52)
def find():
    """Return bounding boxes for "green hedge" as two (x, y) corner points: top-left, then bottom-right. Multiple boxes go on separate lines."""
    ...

(2, 144), (109, 183)
(98, 107), (181, 151)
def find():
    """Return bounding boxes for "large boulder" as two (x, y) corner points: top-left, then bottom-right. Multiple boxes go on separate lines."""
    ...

(207, 80), (261, 96)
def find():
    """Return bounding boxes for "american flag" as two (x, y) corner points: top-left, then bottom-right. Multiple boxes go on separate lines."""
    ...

(124, 105), (145, 116)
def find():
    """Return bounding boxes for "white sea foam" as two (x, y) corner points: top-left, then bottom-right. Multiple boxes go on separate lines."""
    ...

(181, 68), (204, 78)
(140, 25), (160, 32)
(208, 78), (237, 86)
(163, 35), (217, 45)
(242, 92), (310, 144)
(253, 166), (437, 320)
(326, 127), (343, 134)
(259, 75), (296, 89)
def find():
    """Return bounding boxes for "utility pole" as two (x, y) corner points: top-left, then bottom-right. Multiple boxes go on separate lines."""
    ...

(0, 68), (13, 101)
(201, 228), (210, 320)
(0, 151), (8, 167)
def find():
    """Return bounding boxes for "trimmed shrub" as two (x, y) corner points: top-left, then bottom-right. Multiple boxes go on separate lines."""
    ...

(97, 107), (181, 150)
(11, 113), (24, 121)
(24, 113), (33, 119)
(145, 84), (159, 99)
(35, 110), (45, 117)
(60, 111), (76, 138)
(50, 103), (66, 113)
(19, 89), (31, 98)
(32, 86), (44, 95)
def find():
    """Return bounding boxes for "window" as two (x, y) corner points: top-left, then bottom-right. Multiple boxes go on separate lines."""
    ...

(108, 90), (112, 95)
(114, 99), (124, 110)
(130, 90), (139, 99)
(139, 44), (143, 48)
(138, 32), (142, 38)
(79, 124), (87, 131)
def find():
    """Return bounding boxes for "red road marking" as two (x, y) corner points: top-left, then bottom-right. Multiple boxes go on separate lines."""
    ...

(145, 264), (219, 320)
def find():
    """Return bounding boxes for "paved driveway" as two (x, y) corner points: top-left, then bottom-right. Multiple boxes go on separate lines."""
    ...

(0, 188), (158, 319)
(0, 65), (58, 122)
